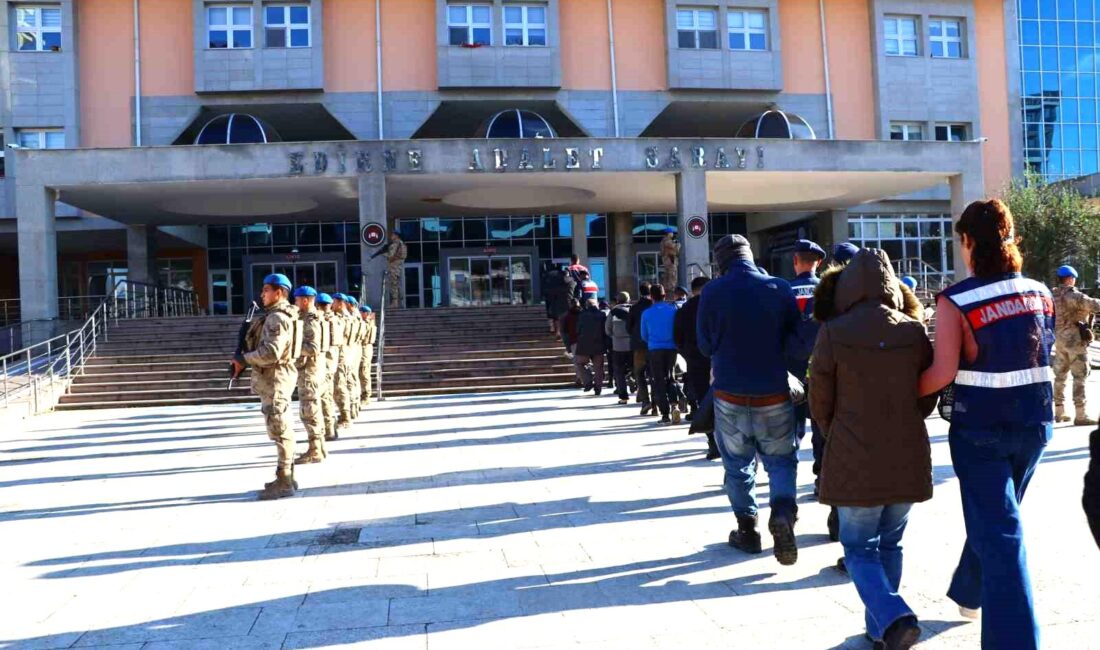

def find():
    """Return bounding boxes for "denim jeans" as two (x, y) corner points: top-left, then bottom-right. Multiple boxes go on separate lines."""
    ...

(947, 423), (1049, 650)
(838, 504), (915, 641)
(714, 398), (799, 521)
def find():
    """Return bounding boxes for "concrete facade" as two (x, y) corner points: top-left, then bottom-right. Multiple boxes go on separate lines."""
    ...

(663, 0), (783, 91)
(434, 0), (561, 89)
(191, 0), (325, 93)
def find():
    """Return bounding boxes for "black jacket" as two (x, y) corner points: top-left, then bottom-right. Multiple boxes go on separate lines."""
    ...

(542, 269), (572, 319)
(627, 298), (653, 352)
(673, 295), (705, 361)
(576, 305), (608, 357)
(1086, 428), (1100, 550)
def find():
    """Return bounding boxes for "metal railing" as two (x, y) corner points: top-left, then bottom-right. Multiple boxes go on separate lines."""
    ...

(0, 280), (199, 415)
(892, 258), (953, 293)
(375, 276), (387, 402)
(0, 300), (22, 326)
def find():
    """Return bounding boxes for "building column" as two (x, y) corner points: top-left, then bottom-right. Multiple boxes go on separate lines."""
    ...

(17, 185), (58, 321)
(570, 213), (588, 263)
(610, 212), (633, 295)
(126, 225), (159, 285)
(950, 173), (983, 281)
(676, 169), (709, 279)
(815, 209), (849, 253)
(359, 174), (388, 309)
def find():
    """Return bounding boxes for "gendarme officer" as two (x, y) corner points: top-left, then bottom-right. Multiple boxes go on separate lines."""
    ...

(788, 240), (827, 486)
(233, 273), (302, 500)
(1052, 265), (1100, 425)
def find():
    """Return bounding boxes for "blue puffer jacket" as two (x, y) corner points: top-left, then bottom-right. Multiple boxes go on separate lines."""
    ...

(641, 301), (678, 351)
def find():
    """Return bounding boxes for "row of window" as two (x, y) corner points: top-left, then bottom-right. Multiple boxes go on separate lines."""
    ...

(676, 8), (768, 51)
(888, 122), (968, 142)
(447, 4), (546, 47)
(206, 4), (310, 49)
(884, 15), (965, 58)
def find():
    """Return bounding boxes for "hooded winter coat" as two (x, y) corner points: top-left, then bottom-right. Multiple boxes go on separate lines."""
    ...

(809, 249), (937, 507)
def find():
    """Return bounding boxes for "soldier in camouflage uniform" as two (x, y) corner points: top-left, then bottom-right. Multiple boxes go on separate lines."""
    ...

(346, 296), (363, 420)
(292, 286), (328, 464)
(1052, 265), (1100, 425)
(233, 273), (301, 500)
(359, 305), (377, 405)
(660, 229), (680, 296)
(316, 293), (342, 442)
(332, 294), (356, 434)
(386, 232), (407, 309)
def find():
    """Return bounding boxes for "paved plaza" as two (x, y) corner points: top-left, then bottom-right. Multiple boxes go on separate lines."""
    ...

(1, 386), (1098, 649)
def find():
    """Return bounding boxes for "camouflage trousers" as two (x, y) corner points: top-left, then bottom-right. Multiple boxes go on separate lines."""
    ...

(252, 364), (298, 472)
(1054, 344), (1090, 408)
(322, 349), (340, 436)
(386, 265), (403, 308)
(334, 353), (355, 425)
(346, 344), (362, 419)
(360, 344), (374, 403)
(660, 260), (678, 295)
(297, 358), (326, 451)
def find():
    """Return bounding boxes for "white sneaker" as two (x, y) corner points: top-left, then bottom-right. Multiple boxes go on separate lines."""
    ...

(959, 606), (980, 620)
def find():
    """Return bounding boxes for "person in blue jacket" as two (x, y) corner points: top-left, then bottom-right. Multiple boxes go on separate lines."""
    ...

(641, 284), (681, 424)
(787, 240), (826, 462)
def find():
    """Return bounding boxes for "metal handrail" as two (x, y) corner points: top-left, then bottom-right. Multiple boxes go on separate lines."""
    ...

(0, 300), (22, 326)
(0, 280), (200, 414)
(892, 257), (952, 293)
(375, 275), (386, 402)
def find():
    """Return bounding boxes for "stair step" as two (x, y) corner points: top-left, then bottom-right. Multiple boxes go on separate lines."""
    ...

(55, 395), (257, 410)
(59, 386), (254, 403)
(76, 367), (247, 381)
(381, 372), (577, 389)
(381, 364), (574, 381)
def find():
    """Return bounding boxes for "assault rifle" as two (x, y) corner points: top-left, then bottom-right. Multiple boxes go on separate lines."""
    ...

(228, 301), (260, 389)
(369, 242), (393, 260)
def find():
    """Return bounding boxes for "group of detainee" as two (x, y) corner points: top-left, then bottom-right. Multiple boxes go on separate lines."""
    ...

(550, 199), (1100, 650)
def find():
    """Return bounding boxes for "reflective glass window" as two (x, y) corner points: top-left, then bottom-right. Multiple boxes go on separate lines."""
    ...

(448, 4), (492, 46)
(677, 8), (718, 49)
(14, 5), (62, 51)
(207, 4), (252, 49)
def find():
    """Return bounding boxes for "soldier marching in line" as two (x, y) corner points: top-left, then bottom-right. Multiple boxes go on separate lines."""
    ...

(292, 286), (328, 465)
(332, 293), (356, 435)
(345, 296), (364, 420)
(321, 292), (346, 441)
(1052, 265), (1100, 425)
(231, 273), (302, 500)
(359, 305), (377, 406)
(660, 229), (680, 296)
(386, 232), (407, 308)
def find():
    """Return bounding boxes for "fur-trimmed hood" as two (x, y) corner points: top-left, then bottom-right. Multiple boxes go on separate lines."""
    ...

(813, 251), (924, 323)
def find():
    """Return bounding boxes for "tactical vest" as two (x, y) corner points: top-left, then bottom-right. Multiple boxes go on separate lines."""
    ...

(790, 273), (819, 319)
(316, 314), (330, 353)
(289, 317), (304, 361)
(329, 312), (345, 348)
(940, 273), (1055, 427)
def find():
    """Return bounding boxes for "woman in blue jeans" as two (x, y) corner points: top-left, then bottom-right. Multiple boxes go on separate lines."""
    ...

(809, 248), (935, 649)
(920, 199), (1053, 650)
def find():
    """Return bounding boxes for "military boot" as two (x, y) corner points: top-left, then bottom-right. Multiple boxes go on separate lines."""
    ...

(1075, 406), (1097, 427)
(1055, 404), (1071, 423)
(728, 514), (763, 554)
(260, 469), (297, 500)
(295, 442), (325, 465)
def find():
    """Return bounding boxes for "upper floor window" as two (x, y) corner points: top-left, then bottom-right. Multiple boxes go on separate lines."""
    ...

(504, 4), (546, 46)
(929, 18), (963, 58)
(17, 129), (65, 149)
(935, 123), (968, 141)
(265, 4), (310, 48)
(676, 8), (718, 50)
(448, 4), (492, 46)
(14, 5), (62, 52)
(889, 122), (924, 141)
(207, 4), (253, 49)
(884, 15), (918, 56)
(728, 9), (767, 51)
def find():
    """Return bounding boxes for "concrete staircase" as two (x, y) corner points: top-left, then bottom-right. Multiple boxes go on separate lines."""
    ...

(55, 304), (574, 409)
(57, 316), (251, 410)
(380, 304), (575, 396)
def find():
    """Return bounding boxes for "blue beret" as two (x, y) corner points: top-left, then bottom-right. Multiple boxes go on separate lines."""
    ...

(263, 273), (292, 291)
(359, 305), (372, 313)
(794, 239), (826, 259)
(292, 286), (317, 298)
(1058, 265), (1079, 279)
(316, 293), (333, 305)
(900, 276), (918, 290)
(833, 243), (860, 264)
(348, 296), (359, 306)
(664, 227), (676, 234)
(332, 293), (347, 302)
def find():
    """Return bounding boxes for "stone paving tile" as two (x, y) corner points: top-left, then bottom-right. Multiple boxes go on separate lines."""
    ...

(2, 388), (1099, 649)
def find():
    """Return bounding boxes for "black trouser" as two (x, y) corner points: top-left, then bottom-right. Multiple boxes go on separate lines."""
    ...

(648, 349), (677, 417)
(632, 350), (652, 405)
(683, 355), (711, 412)
(611, 351), (632, 399)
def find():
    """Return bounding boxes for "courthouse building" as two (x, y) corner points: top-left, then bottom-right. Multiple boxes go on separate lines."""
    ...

(0, 0), (1037, 318)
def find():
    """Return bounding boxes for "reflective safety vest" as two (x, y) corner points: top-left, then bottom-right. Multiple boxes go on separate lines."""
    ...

(940, 272), (1055, 427)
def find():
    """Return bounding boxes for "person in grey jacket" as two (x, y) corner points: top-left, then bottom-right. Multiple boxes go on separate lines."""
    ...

(605, 292), (633, 404)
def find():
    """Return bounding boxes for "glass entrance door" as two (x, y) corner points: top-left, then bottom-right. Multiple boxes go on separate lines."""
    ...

(636, 252), (659, 289)
(448, 255), (533, 307)
(249, 261), (340, 300)
(403, 263), (424, 308)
